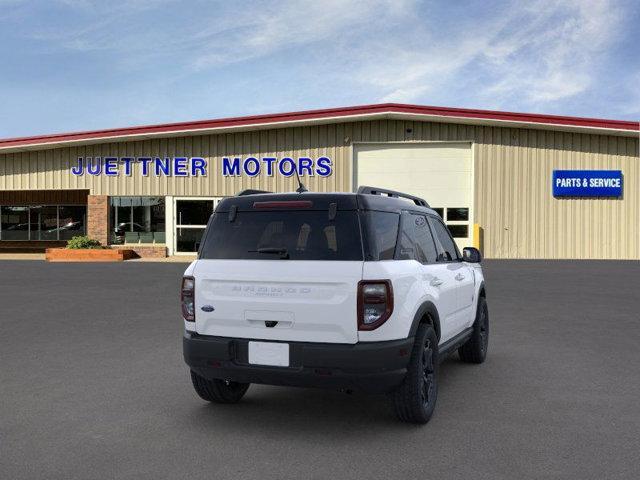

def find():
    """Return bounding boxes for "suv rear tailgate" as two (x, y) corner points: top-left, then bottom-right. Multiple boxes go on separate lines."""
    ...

(194, 260), (362, 344)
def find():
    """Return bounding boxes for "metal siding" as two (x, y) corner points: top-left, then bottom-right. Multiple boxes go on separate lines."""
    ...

(471, 127), (638, 259)
(0, 120), (637, 259)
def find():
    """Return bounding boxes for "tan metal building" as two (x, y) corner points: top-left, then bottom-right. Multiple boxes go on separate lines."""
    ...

(0, 103), (638, 259)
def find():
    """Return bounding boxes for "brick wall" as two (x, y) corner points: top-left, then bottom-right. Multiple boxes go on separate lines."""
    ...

(87, 195), (109, 245)
(110, 245), (167, 258)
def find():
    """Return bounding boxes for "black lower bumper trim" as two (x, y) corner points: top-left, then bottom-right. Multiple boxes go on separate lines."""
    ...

(183, 332), (414, 393)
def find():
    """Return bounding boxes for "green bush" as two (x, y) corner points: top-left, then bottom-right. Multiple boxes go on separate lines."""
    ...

(66, 235), (103, 249)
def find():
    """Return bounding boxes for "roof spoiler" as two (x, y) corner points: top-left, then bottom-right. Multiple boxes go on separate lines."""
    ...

(237, 189), (271, 196)
(357, 186), (430, 208)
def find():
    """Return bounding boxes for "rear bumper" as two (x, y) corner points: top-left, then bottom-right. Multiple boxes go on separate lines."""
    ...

(183, 331), (414, 393)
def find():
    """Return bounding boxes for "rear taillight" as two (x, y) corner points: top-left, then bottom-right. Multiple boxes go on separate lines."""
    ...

(357, 280), (393, 330)
(181, 276), (195, 322)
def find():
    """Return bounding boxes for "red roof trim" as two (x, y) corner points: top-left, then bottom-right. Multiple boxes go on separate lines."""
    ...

(0, 103), (637, 148)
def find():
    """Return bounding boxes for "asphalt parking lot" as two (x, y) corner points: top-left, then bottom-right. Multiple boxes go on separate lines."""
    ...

(1, 260), (639, 480)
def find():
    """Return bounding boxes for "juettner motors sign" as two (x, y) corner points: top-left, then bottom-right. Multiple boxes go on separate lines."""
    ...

(70, 156), (333, 177)
(552, 170), (623, 197)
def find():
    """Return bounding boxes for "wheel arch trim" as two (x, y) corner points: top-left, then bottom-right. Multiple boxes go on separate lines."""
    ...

(408, 301), (442, 341)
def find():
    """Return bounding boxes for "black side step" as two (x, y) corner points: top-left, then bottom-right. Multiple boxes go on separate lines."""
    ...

(438, 327), (473, 362)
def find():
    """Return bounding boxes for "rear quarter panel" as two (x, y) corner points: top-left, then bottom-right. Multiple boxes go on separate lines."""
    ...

(359, 260), (437, 342)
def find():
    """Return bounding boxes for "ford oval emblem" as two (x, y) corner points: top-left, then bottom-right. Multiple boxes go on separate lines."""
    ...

(201, 305), (215, 312)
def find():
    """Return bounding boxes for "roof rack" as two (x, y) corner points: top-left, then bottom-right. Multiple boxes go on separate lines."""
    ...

(357, 186), (430, 207)
(237, 189), (271, 196)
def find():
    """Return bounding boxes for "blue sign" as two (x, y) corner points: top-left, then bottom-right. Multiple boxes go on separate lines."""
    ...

(221, 156), (332, 177)
(71, 157), (207, 177)
(70, 156), (333, 178)
(552, 170), (623, 197)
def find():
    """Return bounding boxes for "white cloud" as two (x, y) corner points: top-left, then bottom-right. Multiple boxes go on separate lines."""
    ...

(23, 0), (412, 59)
(7, 0), (635, 118)
(362, 37), (492, 103)
(479, 0), (623, 106)
(616, 70), (640, 117)
(347, 0), (626, 108)
(190, 0), (414, 69)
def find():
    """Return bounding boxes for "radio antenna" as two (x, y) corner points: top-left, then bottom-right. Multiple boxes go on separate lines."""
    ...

(294, 167), (308, 193)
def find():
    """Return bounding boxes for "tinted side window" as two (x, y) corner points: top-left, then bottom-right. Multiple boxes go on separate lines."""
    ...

(362, 211), (399, 261)
(397, 213), (438, 263)
(428, 216), (460, 261)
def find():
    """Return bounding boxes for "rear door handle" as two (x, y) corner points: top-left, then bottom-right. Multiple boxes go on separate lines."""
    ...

(430, 278), (443, 287)
(455, 273), (465, 281)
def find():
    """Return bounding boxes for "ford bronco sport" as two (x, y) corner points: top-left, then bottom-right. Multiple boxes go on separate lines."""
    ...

(182, 186), (488, 423)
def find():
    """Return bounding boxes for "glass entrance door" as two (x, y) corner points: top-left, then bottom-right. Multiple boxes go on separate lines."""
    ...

(174, 198), (222, 253)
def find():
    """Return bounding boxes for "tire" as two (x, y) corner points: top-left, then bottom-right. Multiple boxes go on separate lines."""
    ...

(458, 296), (489, 364)
(190, 370), (250, 404)
(391, 323), (438, 424)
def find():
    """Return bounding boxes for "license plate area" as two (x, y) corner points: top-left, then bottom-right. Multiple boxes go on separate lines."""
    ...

(248, 341), (290, 367)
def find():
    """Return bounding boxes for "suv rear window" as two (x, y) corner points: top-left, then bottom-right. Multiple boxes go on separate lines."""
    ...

(200, 210), (363, 260)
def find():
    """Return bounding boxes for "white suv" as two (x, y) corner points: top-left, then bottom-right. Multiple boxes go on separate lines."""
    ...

(182, 186), (488, 423)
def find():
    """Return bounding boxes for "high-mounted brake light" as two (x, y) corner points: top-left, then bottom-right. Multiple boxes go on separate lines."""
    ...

(357, 280), (393, 330)
(181, 276), (195, 322)
(253, 201), (313, 209)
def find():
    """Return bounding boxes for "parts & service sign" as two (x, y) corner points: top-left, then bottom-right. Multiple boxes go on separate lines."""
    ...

(552, 170), (623, 197)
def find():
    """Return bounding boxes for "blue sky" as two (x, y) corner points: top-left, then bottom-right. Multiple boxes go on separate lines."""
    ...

(1, 0), (639, 138)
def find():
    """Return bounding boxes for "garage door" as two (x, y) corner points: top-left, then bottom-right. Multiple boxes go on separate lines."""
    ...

(354, 142), (473, 252)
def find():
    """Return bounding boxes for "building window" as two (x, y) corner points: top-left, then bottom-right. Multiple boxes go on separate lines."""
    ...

(0, 205), (86, 241)
(30, 206), (58, 240)
(58, 206), (88, 240)
(110, 197), (165, 244)
(430, 207), (470, 241)
(447, 224), (468, 238)
(446, 208), (469, 221)
(0, 207), (30, 240)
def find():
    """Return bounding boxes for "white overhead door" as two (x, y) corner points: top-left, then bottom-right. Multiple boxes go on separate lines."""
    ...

(354, 142), (473, 252)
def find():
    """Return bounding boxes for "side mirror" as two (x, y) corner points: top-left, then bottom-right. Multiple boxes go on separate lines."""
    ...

(462, 247), (482, 263)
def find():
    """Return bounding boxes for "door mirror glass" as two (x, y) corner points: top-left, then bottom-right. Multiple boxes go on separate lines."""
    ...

(462, 247), (482, 263)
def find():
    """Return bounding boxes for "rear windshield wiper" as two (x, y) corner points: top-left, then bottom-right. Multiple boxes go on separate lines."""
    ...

(249, 247), (290, 259)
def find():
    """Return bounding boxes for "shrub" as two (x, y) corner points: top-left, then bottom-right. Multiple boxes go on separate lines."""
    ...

(66, 235), (103, 249)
